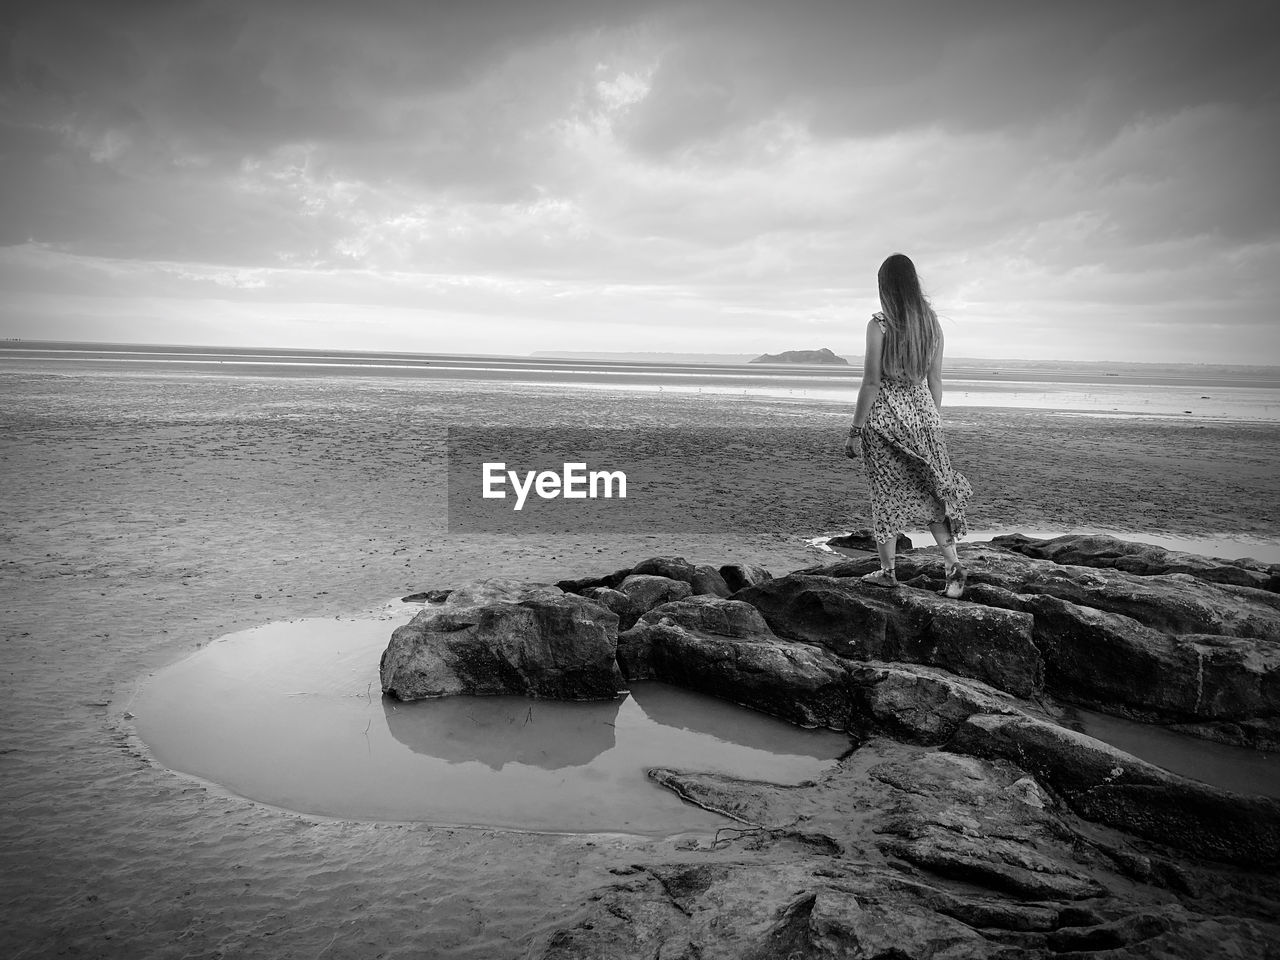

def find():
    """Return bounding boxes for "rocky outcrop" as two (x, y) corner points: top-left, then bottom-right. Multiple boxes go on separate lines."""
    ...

(796, 544), (1280, 640)
(993, 532), (1280, 593)
(734, 573), (1042, 697)
(384, 540), (1280, 958)
(796, 544), (1280, 735)
(380, 586), (624, 701)
(539, 741), (1280, 959)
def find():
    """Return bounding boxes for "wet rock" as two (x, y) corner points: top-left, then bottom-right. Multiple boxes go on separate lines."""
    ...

(579, 586), (642, 631)
(688, 563), (732, 598)
(544, 740), (1280, 959)
(718, 562), (772, 592)
(618, 596), (851, 729)
(826, 528), (913, 553)
(380, 591), (623, 701)
(948, 712), (1280, 867)
(994, 532), (1280, 593)
(735, 574), (1042, 697)
(615, 574), (693, 615)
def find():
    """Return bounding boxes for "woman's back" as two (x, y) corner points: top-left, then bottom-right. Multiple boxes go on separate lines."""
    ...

(874, 310), (939, 383)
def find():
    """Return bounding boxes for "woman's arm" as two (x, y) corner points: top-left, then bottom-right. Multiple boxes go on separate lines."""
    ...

(845, 318), (884, 457)
(852, 317), (884, 427)
(926, 328), (944, 411)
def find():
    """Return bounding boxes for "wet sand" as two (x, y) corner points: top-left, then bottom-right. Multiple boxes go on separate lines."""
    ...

(2, 369), (1278, 957)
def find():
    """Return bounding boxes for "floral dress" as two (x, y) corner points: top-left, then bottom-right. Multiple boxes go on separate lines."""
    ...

(861, 315), (972, 544)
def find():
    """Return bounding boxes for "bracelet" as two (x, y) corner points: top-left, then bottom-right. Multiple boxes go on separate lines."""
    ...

(848, 424), (864, 434)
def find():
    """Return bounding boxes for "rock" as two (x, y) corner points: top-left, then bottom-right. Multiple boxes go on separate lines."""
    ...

(579, 586), (642, 631)
(993, 532), (1280, 592)
(545, 739), (1280, 959)
(798, 544), (1280, 729)
(846, 661), (1029, 745)
(826, 529), (913, 553)
(796, 544), (1280, 641)
(436, 578), (563, 607)
(380, 591), (624, 701)
(948, 712), (1280, 867)
(1005, 776), (1049, 809)
(618, 596), (851, 729)
(630, 556), (697, 583)
(735, 574), (1042, 698)
(878, 826), (1107, 900)
(688, 564), (732, 598)
(401, 588), (452, 603)
(555, 567), (632, 594)
(718, 562), (772, 592)
(1019, 595), (1280, 723)
(615, 574), (693, 615)
(635, 595), (773, 637)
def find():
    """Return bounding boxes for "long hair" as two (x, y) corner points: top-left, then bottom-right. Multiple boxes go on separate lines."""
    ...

(877, 253), (941, 381)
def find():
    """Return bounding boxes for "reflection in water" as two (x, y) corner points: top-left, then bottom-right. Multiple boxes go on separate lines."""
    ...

(384, 695), (622, 770)
(132, 612), (850, 834)
(1059, 706), (1280, 799)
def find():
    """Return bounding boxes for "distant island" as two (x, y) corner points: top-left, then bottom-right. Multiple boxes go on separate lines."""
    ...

(750, 347), (850, 365)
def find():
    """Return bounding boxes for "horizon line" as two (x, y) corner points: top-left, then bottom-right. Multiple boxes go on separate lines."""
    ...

(2, 337), (1278, 373)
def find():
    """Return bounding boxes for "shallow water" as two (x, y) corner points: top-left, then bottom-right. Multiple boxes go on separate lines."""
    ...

(5, 342), (1278, 421)
(1061, 706), (1280, 799)
(131, 609), (850, 835)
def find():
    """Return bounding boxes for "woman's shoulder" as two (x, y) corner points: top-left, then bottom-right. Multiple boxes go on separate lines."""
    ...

(870, 312), (887, 331)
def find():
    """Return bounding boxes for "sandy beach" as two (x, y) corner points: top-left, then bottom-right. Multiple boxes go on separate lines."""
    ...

(2, 368), (1278, 958)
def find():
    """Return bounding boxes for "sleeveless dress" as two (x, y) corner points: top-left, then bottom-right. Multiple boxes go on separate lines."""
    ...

(861, 314), (972, 544)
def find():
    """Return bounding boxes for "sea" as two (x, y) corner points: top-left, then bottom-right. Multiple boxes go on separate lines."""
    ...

(3, 340), (1279, 422)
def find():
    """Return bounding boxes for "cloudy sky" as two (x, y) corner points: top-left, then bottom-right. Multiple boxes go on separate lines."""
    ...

(2, 0), (1278, 362)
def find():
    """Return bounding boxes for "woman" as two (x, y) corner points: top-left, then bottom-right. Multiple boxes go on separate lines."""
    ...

(844, 253), (972, 597)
